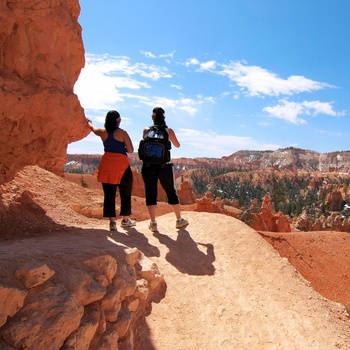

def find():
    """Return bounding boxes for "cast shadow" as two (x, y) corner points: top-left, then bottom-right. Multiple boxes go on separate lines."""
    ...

(108, 227), (160, 258)
(153, 229), (215, 276)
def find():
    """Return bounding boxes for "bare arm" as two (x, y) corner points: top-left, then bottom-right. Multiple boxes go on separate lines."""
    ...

(122, 130), (134, 153)
(87, 119), (105, 137)
(168, 128), (180, 148)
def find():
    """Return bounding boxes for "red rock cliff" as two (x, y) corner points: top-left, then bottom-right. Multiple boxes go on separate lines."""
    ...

(0, 0), (88, 184)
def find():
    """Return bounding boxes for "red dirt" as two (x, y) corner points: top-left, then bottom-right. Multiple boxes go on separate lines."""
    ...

(1, 166), (350, 349)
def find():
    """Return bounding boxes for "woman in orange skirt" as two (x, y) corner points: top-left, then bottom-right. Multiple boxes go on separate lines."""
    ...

(87, 110), (136, 231)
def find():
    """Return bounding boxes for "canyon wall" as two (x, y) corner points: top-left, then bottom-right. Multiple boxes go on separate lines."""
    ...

(0, 0), (88, 184)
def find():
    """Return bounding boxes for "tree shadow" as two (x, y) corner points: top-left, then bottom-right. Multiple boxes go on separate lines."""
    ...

(153, 229), (216, 276)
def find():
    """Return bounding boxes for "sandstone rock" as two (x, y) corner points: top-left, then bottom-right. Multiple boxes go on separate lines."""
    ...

(0, 284), (84, 350)
(14, 262), (55, 289)
(124, 247), (140, 266)
(195, 192), (222, 214)
(325, 190), (344, 211)
(54, 268), (106, 306)
(96, 304), (107, 335)
(84, 255), (118, 285)
(90, 328), (119, 350)
(61, 303), (100, 350)
(134, 279), (149, 301)
(292, 210), (313, 231)
(0, 285), (27, 328)
(136, 254), (164, 290)
(0, 0), (87, 184)
(112, 304), (132, 338)
(245, 195), (291, 232)
(125, 296), (140, 312)
(112, 264), (137, 299)
(177, 181), (196, 205)
(100, 286), (122, 323)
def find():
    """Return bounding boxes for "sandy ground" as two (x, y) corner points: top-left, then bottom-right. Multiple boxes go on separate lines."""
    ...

(1, 166), (350, 349)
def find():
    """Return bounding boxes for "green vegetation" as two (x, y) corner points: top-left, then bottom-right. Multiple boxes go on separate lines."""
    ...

(191, 168), (350, 221)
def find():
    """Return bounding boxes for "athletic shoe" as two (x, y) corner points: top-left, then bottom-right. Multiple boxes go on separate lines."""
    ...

(148, 221), (158, 232)
(109, 221), (117, 231)
(121, 218), (136, 228)
(176, 218), (189, 229)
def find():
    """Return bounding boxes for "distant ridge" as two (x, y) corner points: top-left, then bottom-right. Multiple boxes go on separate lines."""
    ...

(66, 148), (350, 173)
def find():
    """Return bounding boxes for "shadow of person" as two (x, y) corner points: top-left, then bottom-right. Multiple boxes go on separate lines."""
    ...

(153, 229), (215, 276)
(109, 227), (160, 258)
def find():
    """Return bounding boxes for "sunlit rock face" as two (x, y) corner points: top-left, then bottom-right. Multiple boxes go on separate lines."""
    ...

(0, 0), (88, 184)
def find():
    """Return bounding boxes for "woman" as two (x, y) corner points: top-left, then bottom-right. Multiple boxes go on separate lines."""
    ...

(87, 110), (136, 230)
(141, 107), (189, 232)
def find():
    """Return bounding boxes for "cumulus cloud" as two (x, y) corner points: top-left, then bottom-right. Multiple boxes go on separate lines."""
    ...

(263, 99), (342, 125)
(199, 60), (217, 71)
(184, 58), (200, 66)
(184, 58), (217, 71)
(219, 62), (333, 97)
(74, 53), (173, 110)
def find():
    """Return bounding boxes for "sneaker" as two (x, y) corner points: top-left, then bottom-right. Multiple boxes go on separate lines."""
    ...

(109, 221), (117, 231)
(176, 218), (189, 229)
(121, 218), (136, 228)
(148, 221), (158, 232)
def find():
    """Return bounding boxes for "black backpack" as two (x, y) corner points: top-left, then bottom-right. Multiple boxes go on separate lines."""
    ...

(138, 125), (171, 164)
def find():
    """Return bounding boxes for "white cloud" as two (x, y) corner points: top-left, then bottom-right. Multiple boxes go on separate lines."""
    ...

(159, 50), (176, 58)
(74, 53), (173, 110)
(263, 99), (341, 125)
(119, 94), (203, 116)
(219, 62), (333, 97)
(74, 65), (125, 110)
(170, 84), (182, 90)
(184, 58), (200, 66)
(140, 51), (156, 58)
(141, 50), (176, 59)
(301, 100), (338, 116)
(199, 60), (217, 71)
(183, 58), (216, 71)
(204, 96), (216, 103)
(176, 129), (280, 157)
(263, 100), (306, 125)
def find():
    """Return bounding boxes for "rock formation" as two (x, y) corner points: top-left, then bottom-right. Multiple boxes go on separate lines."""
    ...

(0, 0), (88, 184)
(0, 248), (165, 349)
(195, 191), (243, 218)
(242, 195), (292, 232)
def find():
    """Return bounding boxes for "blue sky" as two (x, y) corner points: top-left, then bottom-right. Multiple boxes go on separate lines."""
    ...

(69, 0), (350, 158)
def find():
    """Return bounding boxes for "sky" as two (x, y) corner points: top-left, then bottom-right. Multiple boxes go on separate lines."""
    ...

(69, 0), (350, 158)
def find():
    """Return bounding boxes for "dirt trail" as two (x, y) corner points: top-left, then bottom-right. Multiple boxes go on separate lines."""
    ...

(125, 212), (350, 350)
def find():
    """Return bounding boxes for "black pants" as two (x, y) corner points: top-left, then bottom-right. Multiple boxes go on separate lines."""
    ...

(102, 166), (132, 217)
(141, 163), (179, 206)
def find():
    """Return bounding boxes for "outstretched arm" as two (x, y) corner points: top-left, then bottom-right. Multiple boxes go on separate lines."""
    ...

(87, 119), (105, 137)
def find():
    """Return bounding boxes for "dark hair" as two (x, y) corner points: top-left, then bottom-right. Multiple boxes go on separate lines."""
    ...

(104, 110), (120, 131)
(153, 107), (166, 127)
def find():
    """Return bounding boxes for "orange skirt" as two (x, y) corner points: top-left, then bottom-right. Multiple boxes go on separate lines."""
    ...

(96, 152), (130, 184)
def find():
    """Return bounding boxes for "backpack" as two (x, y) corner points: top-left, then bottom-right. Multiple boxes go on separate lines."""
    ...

(138, 125), (171, 164)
